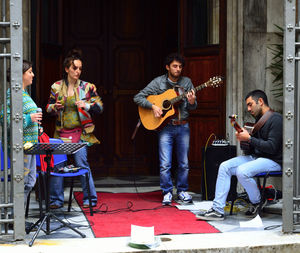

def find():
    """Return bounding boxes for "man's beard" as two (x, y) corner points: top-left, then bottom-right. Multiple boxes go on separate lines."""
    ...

(169, 72), (180, 80)
(253, 108), (263, 120)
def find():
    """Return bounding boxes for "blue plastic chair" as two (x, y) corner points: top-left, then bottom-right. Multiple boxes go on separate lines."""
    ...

(230, 171), (282, 215)
(36, 138), (94, 215)
(0, 140), (42, 218)
(255, 171), (282, 212)
(0, 139), (10, 181)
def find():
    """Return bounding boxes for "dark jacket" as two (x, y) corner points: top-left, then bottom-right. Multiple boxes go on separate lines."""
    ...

(249, 112), (283, 165)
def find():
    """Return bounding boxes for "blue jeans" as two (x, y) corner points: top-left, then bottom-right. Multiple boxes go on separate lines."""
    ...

(158, 123), (190, 194)
(50, 144), (97, 206)
(24, 154), (37, 205)
(212, 155), (282, 214)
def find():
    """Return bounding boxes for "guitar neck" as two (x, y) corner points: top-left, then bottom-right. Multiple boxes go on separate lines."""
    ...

(170, 83), (207, 104)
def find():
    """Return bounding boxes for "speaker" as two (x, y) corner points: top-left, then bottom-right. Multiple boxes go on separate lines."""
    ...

(201, 145), (237, 201)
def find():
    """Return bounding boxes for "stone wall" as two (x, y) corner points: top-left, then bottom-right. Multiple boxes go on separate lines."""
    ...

(227, 0), (283, 192)
(244, 0), (283, 121)
(227, 0), (283, 136)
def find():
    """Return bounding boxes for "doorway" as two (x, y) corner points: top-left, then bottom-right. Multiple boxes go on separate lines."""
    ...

(33, 0), (226, 192)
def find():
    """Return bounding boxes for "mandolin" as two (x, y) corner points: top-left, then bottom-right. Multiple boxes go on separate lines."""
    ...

(229, 114), (254, 134)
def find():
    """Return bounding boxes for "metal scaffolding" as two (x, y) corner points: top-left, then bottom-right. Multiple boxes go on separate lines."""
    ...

(283, 0), (300, 233)
(0, 0), (24, 240)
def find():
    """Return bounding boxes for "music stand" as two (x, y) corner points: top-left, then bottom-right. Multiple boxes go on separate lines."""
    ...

(24, 142), (87, 247)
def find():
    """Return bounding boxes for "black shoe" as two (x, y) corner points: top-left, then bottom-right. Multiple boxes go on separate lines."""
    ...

(25, 221), (37, 233)
(196, 208), (224, 221)
(245, 199), (267, 216)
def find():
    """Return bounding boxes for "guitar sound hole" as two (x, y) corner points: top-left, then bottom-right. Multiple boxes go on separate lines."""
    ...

(162, 100), (171, 110)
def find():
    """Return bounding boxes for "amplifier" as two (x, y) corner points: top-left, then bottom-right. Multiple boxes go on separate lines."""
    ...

(201, 145), (237, 201)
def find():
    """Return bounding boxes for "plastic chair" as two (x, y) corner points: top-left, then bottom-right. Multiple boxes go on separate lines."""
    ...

(0, 139), (11, 180)
(254, 171), (282, 212)
(230, 171), (282, 215)
(0, 140), (43, 218)
(36, 138), (94, 215)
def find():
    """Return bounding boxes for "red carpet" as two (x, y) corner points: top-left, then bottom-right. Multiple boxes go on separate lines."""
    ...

(74, 191), (219, 237)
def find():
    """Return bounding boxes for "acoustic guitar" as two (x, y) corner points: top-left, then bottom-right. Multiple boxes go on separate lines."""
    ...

(138, 76), (223, 130)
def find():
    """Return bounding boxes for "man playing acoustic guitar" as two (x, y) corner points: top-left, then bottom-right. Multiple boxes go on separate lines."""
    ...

(196, 89), (282, 220)
(134, 53), (197, 205)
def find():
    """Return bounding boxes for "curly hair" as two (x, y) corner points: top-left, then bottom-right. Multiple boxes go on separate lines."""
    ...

(63, 48), (83, 80)
(163, 53), (185, 67)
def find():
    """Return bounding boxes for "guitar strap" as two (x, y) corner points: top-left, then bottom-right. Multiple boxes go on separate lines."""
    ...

(251, 109), (274, 135)
(174, 85), (184, 95)
(131, 119), (141, 141)
(167, 77), (184, 95)
(240, 110), (274, 153)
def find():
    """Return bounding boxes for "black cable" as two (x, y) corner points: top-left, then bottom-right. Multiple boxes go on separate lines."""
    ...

(130, 120), (161, 204)
(90, 200), (176, 215)
(66, 121), (170, 217)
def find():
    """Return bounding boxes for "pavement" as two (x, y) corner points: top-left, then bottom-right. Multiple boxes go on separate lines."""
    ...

(1, 176), (300, 252)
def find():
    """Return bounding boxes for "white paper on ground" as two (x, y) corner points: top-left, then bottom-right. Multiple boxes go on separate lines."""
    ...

(239, 215), (263, 228)
(175, 201), (213, 211)
(130, 224), (155, 245)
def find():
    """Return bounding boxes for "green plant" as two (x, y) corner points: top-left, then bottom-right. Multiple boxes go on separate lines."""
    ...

(266, 25), (283, 98)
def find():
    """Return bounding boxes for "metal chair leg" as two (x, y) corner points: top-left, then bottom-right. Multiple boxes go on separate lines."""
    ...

(25, 191), (31, 218)
(68, 177), (74, 212)
(38, 173), (43, 217)
(255, 173), (269, 214)
(258, 174), (268, 214)
(85, 171), (93, 216)
(25, 173), (43, 218)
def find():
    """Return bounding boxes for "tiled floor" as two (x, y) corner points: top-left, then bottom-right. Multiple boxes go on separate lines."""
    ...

(1, 176), (299, 252)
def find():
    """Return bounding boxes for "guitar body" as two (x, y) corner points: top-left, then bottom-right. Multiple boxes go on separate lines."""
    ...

(137, 76), (223, 130)
(138, 89), (178, 130)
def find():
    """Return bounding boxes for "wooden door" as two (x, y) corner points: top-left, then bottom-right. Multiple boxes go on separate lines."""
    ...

(33, 0), (227, 192)
(179, 0), (227, 192)
(34, 0), (179, 177)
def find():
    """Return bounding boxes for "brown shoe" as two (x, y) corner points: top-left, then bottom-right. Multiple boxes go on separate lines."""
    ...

(50, 204), (62, 209)
(82, 203), (96, 208)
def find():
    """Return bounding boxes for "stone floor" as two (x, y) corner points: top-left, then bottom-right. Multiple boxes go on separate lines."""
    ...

(1, 176), (300, 252)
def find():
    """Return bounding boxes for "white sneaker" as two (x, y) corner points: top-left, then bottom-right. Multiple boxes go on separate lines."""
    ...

(177, 191), (193, 203)
(162, 192), (172, 205)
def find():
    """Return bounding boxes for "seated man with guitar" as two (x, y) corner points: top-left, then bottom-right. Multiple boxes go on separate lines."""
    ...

(133, 53), (197, 205)
(196, 89), (282, 221)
